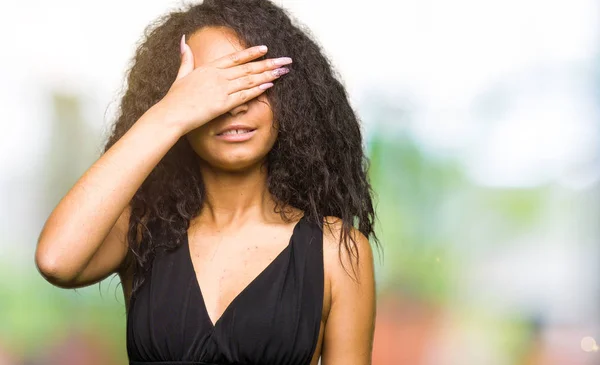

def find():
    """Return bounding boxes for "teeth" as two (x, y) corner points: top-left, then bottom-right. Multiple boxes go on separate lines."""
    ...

(222, 129), (251, 135)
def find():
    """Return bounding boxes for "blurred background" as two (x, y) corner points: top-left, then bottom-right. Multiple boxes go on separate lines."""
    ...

(1, 0), (599, 364)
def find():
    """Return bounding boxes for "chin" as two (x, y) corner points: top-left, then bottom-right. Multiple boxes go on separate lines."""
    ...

(199, 151), (269, 173)
(187, 133), (276, 173)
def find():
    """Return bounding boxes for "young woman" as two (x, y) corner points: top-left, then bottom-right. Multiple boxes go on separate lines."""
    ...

(35, 0), (379, 364)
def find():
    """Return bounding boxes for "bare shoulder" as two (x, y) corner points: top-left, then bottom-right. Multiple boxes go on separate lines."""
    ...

(321, 216), (374, 283)
(320, 215), (376, 365)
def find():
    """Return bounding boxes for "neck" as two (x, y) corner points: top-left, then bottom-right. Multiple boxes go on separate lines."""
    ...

(197, 161), (278, 229)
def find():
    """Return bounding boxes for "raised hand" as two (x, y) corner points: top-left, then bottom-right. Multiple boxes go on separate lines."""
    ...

(156, 35), (292, 136)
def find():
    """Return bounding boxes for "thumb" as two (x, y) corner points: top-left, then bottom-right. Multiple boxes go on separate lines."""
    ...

(176, 34), (194, 80)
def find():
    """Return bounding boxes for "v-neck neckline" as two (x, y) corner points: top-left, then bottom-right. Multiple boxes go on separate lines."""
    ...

(185, 215), (306, 330)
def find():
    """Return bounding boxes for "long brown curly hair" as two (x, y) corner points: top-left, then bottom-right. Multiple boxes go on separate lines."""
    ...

(104, 0), (380, 299)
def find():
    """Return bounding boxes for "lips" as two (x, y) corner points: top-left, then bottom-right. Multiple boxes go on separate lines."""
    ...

(219, 128), (255, 136)
(216, 124), (256, 136)
(214, 124), (258, 142)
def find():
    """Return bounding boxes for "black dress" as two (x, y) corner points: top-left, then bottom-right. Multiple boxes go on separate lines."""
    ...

(126, 215), (324, 365)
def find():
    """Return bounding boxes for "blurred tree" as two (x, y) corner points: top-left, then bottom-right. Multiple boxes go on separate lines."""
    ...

(42, 92), (100, 215)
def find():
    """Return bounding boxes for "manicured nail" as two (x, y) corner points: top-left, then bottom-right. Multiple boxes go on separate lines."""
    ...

(274, 57), (293, 66)
(180, 34), (186, 55)
(273, 67), (289, 77)
(259, 82), (274, 90)
(259, 45), (268, 52)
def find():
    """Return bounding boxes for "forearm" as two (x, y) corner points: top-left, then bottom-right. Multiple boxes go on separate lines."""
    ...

(35, 105), (183, 280)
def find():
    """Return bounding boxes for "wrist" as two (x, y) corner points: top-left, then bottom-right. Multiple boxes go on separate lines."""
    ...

(142, 102), (187, 137)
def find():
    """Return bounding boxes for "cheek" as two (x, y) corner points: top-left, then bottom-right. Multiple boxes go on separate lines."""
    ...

(184, 126), (211, 157)
(264, 123), (278, 147)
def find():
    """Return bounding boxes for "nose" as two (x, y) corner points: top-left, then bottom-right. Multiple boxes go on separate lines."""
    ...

(228, 102), (248, 116)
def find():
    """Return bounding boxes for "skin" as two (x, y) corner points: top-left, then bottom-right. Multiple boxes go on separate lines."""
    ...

(36, 25), (375, 364)
(180, 27), (376, 365)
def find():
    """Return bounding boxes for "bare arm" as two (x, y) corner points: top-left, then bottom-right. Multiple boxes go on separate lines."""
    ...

(320, 217), (377, 365)
(35, 105), (183, 288)
(35, 39), (291, 289)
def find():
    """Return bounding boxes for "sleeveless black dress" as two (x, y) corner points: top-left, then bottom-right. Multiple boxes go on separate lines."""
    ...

(126, 215), (324, 365)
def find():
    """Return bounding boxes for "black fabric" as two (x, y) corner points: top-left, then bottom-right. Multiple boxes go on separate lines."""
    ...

(126, 215), (324, 365)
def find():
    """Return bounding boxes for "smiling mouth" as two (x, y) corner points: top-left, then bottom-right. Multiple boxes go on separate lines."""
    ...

(216, 128), (256, 136)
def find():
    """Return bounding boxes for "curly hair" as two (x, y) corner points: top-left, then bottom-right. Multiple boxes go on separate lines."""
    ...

(103, 0), (379, 299)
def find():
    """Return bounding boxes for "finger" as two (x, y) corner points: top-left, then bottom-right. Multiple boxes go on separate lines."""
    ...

(226, 83), (274, 109)
(176, 34), (194, 80)
(227, 67), (289, 95)
(212, 45), (269, 69)
(225, 56), (293, 81)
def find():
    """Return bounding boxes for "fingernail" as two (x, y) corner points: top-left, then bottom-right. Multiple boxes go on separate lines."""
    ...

(259, 45), (268, 52)
(180, 34), (186, 55)
(274, 57), (293, 66)
(273, 67), (290, 77)
(259, 82), (274, 90)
